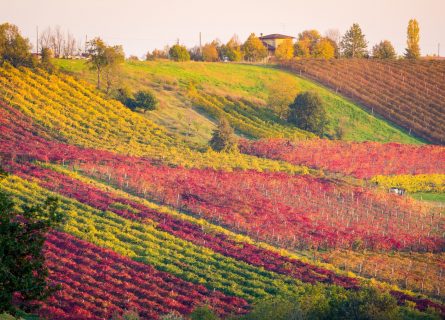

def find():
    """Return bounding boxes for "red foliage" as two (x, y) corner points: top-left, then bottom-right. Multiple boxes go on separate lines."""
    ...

(240, 138), (445, 179)
(38, 231), (248, 320)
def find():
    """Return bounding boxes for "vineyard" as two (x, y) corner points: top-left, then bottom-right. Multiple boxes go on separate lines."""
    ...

(281, 59), (445, 144)
(0, 64), (444, 319)
(55, 59), (421, 145)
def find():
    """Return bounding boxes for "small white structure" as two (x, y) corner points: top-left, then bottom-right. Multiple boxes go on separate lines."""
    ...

(389, 187), (406, 196)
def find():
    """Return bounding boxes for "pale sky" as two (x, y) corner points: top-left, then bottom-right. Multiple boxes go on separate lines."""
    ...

(1, 0), (444, 57)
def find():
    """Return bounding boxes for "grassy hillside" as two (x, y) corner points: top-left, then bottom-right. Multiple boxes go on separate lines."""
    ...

(55, 59), (422, 145)
(282, 59), (445, 144)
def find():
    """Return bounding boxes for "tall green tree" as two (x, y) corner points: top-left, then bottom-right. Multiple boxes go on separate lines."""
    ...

(209, 118), (237, 152)
(241, 33), (267, 62)
(340, 23), (368, 58)
(372, 40), (397, 59)
(288, 91), (327, 137)
(0, 168), (63, 314)
(219, 35), (242, 61)
(169, 44), (190, 62)
(405, 19), (420, 59)
(0, 23), (33, 67)
(87, 37), (124, 90)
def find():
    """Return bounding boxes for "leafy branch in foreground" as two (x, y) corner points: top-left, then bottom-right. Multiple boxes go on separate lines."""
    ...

(0, 168), (63, 314)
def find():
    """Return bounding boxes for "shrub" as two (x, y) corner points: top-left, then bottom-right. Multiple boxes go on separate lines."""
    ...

(288, 91), (327, 137)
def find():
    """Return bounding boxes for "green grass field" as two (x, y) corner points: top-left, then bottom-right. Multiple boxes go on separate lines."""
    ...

(55, 59), (423, 146)
(410, 192), (445, 204)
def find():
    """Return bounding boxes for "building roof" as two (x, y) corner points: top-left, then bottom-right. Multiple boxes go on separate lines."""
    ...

(259, 34), (295, 40)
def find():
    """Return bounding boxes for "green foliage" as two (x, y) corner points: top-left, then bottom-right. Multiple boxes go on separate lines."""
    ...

(239, 285), (434, 320)
(114, 86), (136, 109)
(169, 44), (190, 62)
(189, 306), (220, 320)
(288, 91), (327, 137)
(134, 90), (158, 112)
(340, 23), (368, 58)
(0, 23), (33, 68)
(242, 33), (267, 62)
(0, 187), (63, 314)
(87, 37), (125, 90)
(219, 35), (243, 61)
(372, 40), (397, 59)
(40, 47), (55, 73)
(405, 19), (420, 59)
(209, 118), (238, 152)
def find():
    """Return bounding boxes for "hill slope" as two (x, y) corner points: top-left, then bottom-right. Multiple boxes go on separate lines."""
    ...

(282, 59), (445, 144)
(55, 59), (422, 145)
(0, 67), (444, 319)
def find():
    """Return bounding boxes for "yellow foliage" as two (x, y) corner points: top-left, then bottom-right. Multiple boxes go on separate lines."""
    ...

(371, 174), (445, 193)
(275, 39), (294, 61)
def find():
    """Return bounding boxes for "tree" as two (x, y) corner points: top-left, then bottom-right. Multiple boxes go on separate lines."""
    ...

(405, 19), (420, 59)
(275, 39), (294, 60)
(102, 45), (125, 94)
(313, 38), (335, 59)
(40, 47), (55, 73)
(169, 44), (190, 62)
(298, 30), (321, 54)
(267, 77), (299, 119)
(87, 37), (124, 90)
(219, 35), (242, 61)
(288, 91), (327, 136)
(0, 171), (63, 314)
(325, 29), (341, 58)
(372, 40), (397, 59)
(0, 23), (33, 67)
(202, 42), (219, 62)
(294, 40), (311, 58)
(242, 33), (267, 62)
(134, 90), (158, 112)
(340, 23), (368, 58)
(146, 48), (168, 60)
(209, 118), (237, 152)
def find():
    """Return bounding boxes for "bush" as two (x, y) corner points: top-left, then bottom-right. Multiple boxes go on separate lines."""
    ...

(209, 118), (238, 152)
(288, 91), (327, 137)
(134, 90), (158, 112)
(189, 306), (219, 320)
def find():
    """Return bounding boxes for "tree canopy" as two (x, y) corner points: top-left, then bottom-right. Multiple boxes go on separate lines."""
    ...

(405, 19), (420, 59)
(242, 33), (267, 62)
(288, 91), (327, 137)
(202, 42), (219, 62)
(372, 40), (397, 59)
(275, 39), (294, 60)
(340, 23), (368, 58)
(169, 44), (190, 62)
(0, 23), (34, 67)
(87, 37), (124, 90)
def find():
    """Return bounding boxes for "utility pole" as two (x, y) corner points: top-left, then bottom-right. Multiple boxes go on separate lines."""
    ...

(36, 26), (39, 55)
(84, 35), (88, 54)
(199, 32), (202, 54)
(438, 43), (441, 58)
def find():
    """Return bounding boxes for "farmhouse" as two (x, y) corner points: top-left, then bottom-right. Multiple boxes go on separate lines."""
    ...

(259, 33), (295, 55)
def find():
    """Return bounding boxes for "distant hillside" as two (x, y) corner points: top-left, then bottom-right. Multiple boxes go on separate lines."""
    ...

(282, 59), (445, 144)
(55, 59), (422, 145)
